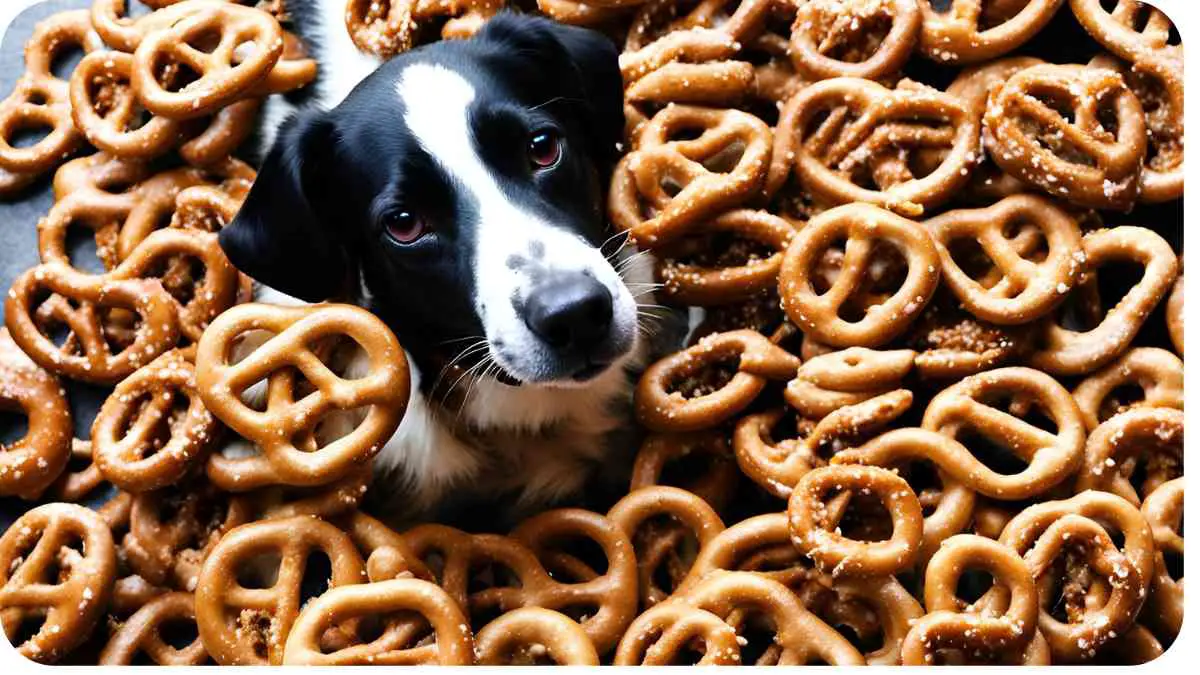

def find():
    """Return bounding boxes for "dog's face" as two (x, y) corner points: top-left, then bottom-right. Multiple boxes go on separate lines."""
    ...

(221, 14), (639, 388)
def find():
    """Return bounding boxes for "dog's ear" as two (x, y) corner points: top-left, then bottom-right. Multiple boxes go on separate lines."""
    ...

(480, 13), (624, 166)
(220, 109), (350, 302)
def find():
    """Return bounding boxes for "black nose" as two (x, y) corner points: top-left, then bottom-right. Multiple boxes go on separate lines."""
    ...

(524, 273), (613, 352)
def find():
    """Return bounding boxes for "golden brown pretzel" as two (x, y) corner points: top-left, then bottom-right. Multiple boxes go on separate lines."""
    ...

(609, 105), (773, 247)
(777, 203), (939, 347)
(635, 329), (799, 431)
(1075, 407), (1182, 506)
(1140, 478), (1182, 641)
(772, 77), (979, 216)
(99, 592), (209, 665)
(789, 0), (921, 80)
(4, 262), (181, 384)
(1072, 347), (1183, 431)
(70, 50), (184, 160)
(614, 601), (741, 664)
(1166, 268), (1183, 355)
(196, 302), (409, 489)
(45, 438), (107, 502)
(1030, 226), (1178, 376)
(0, 11), (102, 178)
(0, 329), (72, 499)
(0, 503), (117, 662)
(282, 577), (474, 665)
(624, 0), (772, 52)
(784, 347), (914, 416)
(983, 63), (1147, 210)
(476, 607), (601, 665)
(1069, 0), (1181, 69)
(630, 431), (738, 510)
(345, 0), (506, 58)
(918, 0), (1064, 64)
(194, 516), (367, 664)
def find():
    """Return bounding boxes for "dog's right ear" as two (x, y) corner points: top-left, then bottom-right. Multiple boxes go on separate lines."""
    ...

(220, 109), (350, 302)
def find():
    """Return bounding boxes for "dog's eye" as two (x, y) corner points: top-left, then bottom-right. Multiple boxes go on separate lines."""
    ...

(383, 210), (427, 244)
(528, 130), (561, 169)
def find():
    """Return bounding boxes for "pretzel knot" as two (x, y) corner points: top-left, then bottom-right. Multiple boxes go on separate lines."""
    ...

(0, 11), (102, 177)
(0, 329), (72, 499)
(917, 0), (1064, 64)
(345, 0), (505, 59)
(635, 329), (800, 432)
(773, 77), (980, 216)
(610, 105), (773, 247)
(901, 534), (1043, 665)
(4, 262), (181, 384)
(614, 601), (740, 665)
(1140, 478), (1182, 641)
(99, 592), (209, 665)
(984, 63), (1147, 210)
(195, 303), (409, 489)
(0, 503), (117, 663)
(777, 203), (940, 347)
(1030, 226), (1178, 376)
(789, 0), (922, 80)
(475, 607), (601, 665)
(1076, 407), (1182, 506)
(194, 516), (366, 665)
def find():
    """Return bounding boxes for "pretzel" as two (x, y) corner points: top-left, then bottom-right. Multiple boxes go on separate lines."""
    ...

(1166, 269), (1183, 356)
(345, 0), (505, 58)
(91, 0), (226, 53)
(924, 194), (1085, 325)
(917, 0), (1063, 64)
(4, 262), (181, 384)
(475, 607), (600, 665)
(0, 11), (102, 178)
(43, 439), (105, 502)
(196, 303), (409, 489)
(624, 0), (772, 53)
(1030, 226), (1178, 375)
(983, 63), (1147, 210)
(788, 0), (921, 80)
(70, 50), (184, 160)
(0, 329), (72, 499)
(784, 347), (914, 416)
(1092, 624), (1164, 665)
(340, 512), (434, 583)
(1140, 478), (1182, 641)
(920, 366), (1086, 497)
(1069, 0), (1181, 69)
(51, 150), (148, 202)
(630, 432), (738, 510)
(901, 534), (1041, 665)
(609, 105), (773, 247)
(614, 602), (741, 664)
(777, 203), (939, 347)
(194, 516), (366, 664)
(905, 297), (1026, 378)
(1076, 407), (1182, 506)
(0, 503), (117, 662)
(99, 592), (209, 664)
(772, 77), (979, 216)
(635, 329), (799, 432)
(654, 209), (796, 305)
(538, 0), (627, 27)
(1071, 347), (1183, 431)
(0, 166), (37, 198)
(179, 97), (262, 167)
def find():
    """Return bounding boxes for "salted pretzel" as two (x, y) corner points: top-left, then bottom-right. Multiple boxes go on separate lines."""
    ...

(789, 0), (921, 80)
(772, 77), (979, 216)
(623, 0), (772, 52)
(70, 50), (183, 160)
(196, 303), (409, 489)
(924, 194), (1084, 325)
(614, 602), (741, 665)
(630, 432), (738, 510)
(785, 347), (914, 417)
(99, 592), (209, 665)
(345, 0), (506, 58)
(4, 262), (181, 384)
(1030, 226), (1178, 375)
(194, 516), (367, 665)
(91, 0), (227, 52)
(51, 150), (149, 202)
(1140, 478), (1182, 641)
(904, 295), (1028, 378)
(626, 58), (755, 109)
(0, 329), (72, 499)
(475, 607), (601, 665)
(1076, 407), (1182, 505)
(920, 366), (1086, 498)
(635, 329), (800, 432)
(537, 0), (627, 26)
(0, 11), (102, 179)
(609, 105), (773, 247)
(918, 0), (1063, 64)
(777, 203), (939, 347)
(1070, 0), (1181, 69)
(983, 63), (1147, 210)
(1072, 347), (1182, 430)
(655, 209), (796, 305)
(0, 503), (117, 663)
(1167, 267), (1183, 356)
(787, 465), (923, 577)
(901, 534), (1042, 665)
(242, 462), (373, 522)
(0, 166), (37, 198)
(340, 512), (435, 583)
(45, 439), (107, 502)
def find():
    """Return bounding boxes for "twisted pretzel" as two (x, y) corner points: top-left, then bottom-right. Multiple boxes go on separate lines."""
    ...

(0, 503), (117, 662)
(1140, 478), (1182, 641)
(635, 329), (799, 431)
(475, 607), (601, 665)
(785, 347), (914, 416)
(1069, 0), (1181, 69)
(1072, 347), (1183, 431)
(630, 431), (738, 510)
(4, 262), (181, 384)
(194, 516), (367, 664)
(777, 203), (939, 347)
(789, 0), (921, 80)
(624, 0), (773, 52)
(918, 0), (1064, 64)
(983, 63), (1147, 210)
(345, 0), (505, 59)
(70, 50), (183, 160)
(99, 592), (209, 664)
(614, 602), (741, 664)
(1076, 407), (1182, 506)
(0, 329), (72, 499)
(196, 303), (409, 489)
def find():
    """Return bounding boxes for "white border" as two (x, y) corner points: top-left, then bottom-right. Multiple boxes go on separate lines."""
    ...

(0, 0), (1196, 670)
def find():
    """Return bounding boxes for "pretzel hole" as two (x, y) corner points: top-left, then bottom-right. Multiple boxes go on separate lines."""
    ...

(1164, 547), (1182, 581)
(157, 616), (202, 650)
(234, 552), (282, 589)
(657, 444), (733, 494)
(642, 626), (720, 664)
(954, 568), (997, 608)
(824, 602), (885, 654)
(701, 141), (747, 174)
(0, 408), (29, 446)
(152, 57), (201, 95)
(661, 231), (777, 272)
(298, 550), (335, 608)
(61, 217), (115, 274)
(7, 613), (47, 647)
(666, 354), (739, 398)
(1096, 383), (1147, 423)
(804, 8), (896, 64)
(4, 119), (54, 149)
(903, 460), (950, 518)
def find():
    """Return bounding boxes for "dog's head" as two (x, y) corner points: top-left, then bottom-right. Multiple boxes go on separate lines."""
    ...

(222, 13), (643, 389)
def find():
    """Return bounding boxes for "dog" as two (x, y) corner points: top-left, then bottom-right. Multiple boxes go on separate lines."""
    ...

(218, 3), (677, 526)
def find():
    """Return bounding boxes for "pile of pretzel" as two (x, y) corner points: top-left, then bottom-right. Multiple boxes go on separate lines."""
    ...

(0, 0), (1187, 667)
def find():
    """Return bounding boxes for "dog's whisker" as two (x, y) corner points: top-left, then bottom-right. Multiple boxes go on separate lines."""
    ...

(431, 339), (491, 393)
(600, 228), (632, 253)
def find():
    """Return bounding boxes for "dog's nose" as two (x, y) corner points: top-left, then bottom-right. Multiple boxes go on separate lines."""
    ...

(524, 273), (613, 352)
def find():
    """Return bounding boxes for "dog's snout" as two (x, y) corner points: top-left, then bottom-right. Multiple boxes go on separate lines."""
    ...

(524, 273), (613, 352)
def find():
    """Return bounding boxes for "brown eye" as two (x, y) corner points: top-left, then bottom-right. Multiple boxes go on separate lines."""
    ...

(529, 130), (561, 169)
(383, 210), (426, 244)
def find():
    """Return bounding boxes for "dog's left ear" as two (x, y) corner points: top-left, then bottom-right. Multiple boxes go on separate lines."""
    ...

(480, 13), (624, 165)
